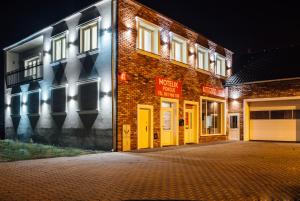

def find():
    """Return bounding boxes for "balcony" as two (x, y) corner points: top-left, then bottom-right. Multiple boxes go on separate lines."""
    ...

(6, 64), (43, 88)
(5, 36), (44, 88)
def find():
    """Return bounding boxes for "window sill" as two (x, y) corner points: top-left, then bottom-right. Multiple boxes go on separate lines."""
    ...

(215, 74), (227, 80)
(51, 112), (67, 116)
(77, 110), (99, 115)
(136, 49), (160, 60)
(200, 134), (226, 137)
(195, 68), (212, 76)
(77, 49), (99, 59)
(50, 59), (67, 67)
(27, 113), (40, 117)
(10, 114), (21, 118)
(170, 60), (190, 68)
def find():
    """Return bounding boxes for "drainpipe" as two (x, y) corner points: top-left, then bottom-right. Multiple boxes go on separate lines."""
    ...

(111, 0), (118, 151)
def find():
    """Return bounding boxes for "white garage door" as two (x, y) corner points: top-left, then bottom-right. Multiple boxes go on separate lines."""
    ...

(249, 100), (300, 142)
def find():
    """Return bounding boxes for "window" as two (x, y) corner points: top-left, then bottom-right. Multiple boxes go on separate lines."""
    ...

(80, 21), (98, 53)
(52, 35), (66, 61)
(271, 110), (292, 119)
(202, 100), (224, 135)
(78, 81), (99, 111)
(28, 91), (40, 114)
(137, 18), (160, 54)
(215, 54), (226, 76)
(51, 87), (66, 113)
(229, 115), (239, 129)
(171, 33), (187, 64)
(197, 46), (209, 70)
(11, 95), (20, 116)
(250, 111), (270, 119)
(251, 110), (294, 120)
(293, 110), (300, 119)
(24, 57), (40, 77)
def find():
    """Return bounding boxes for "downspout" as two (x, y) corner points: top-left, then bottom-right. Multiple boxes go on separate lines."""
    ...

(111, 0), (118, 151)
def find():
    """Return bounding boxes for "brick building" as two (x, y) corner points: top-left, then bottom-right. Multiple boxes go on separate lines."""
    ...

(7, 0), (298, 152)
(226, 46), (300, 142)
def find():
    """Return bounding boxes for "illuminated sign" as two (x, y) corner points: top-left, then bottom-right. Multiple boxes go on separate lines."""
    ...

(155, 77), (182, 99)
(202, 86), (225, 97)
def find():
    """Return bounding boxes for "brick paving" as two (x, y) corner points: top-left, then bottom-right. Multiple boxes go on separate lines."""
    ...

(1, 141), (300, 201)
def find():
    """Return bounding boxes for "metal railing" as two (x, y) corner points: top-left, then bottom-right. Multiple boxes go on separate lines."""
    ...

(6, 64), (43, 87)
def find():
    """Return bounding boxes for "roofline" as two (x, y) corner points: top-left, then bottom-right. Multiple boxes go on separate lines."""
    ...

(4, 0), (234, 54)
(226, 76), (300, 87)
(3, 0), (109, 51)
(130, 0), (234, 54)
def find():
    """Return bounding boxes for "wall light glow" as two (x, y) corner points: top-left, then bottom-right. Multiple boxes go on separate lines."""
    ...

(68, 84), (77, 98)
(230, 91), (240, 100)
(6, 95), (11, 106)
(22, 93), (27, 104)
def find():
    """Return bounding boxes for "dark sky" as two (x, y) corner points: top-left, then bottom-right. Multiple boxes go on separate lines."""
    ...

(0, 0), (299, 53)
(0, 0), (300, 130)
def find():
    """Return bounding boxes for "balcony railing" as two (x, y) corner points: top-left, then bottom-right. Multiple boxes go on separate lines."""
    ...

(6, 64), (43, 88)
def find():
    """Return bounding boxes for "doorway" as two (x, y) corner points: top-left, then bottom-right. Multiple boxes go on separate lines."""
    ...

(229, 113), (240, 140)
(161, 98), (179, 147)
(184, 101), (199, 144)
(137, 105), (153, 149)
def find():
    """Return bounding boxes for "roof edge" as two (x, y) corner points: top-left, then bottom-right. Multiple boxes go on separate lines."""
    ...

(4, 0), (110, 51)
(225, 76), (300, 87)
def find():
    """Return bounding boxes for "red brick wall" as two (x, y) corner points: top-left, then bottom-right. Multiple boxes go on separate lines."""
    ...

(228, 79), (300, 140)
(117, 0), (229, 151)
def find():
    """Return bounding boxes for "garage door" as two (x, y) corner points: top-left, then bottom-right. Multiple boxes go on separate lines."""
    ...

(249, 100), (300, 141)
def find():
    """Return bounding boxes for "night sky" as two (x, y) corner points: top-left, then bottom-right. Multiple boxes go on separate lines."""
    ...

(0, 0), (299, 130)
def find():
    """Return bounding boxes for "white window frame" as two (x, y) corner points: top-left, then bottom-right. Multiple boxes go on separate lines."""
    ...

(170, 33), (188, 64)
(215, 54), (226, 77)
(52, 34), (67, 62)
(24, 56), (40, 77)
(200, 96), (226, 136)
(136, 17), (160, 55)
(229, 113), (240, 130)
(80, 21), (99, 53)
(196, 45), (209, 70)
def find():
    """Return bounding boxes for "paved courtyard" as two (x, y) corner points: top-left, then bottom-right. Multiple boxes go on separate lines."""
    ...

(0, 141), (300, 201)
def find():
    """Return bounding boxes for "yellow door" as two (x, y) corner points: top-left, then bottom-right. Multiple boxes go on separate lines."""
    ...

(138, 108), (150, 149)
(161, 108), (174, 146)
(185, 109), (194, 143)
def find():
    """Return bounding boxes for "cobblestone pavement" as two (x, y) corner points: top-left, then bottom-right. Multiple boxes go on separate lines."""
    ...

(1, 141), (300, 201)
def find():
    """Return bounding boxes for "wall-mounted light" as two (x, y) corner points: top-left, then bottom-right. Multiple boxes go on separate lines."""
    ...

(119, 72), (128, 82)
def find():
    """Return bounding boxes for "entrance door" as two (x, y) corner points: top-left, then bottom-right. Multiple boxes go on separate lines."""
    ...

(229, 113), (240, 140)
(161, 107), (174, 146)
(138, 108), (151, 149)
(185, 108), (194, 143)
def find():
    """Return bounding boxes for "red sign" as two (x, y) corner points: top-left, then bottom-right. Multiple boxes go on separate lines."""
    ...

(155, 77), (182, 99)
(202, 86), (225, 97)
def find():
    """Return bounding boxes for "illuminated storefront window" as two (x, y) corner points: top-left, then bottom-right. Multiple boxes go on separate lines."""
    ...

(202, 100), (224, 135)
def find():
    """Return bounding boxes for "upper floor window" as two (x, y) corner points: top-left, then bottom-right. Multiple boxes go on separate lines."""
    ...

(215, 54), (226, 77)
(24, 57), (40, 77)
(170, 33), (187, 64)
(52, 34), (66, 61)
(80, 21), (98, 53)
(137, 18), (160, 55)
(197, 45), (209, 70)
